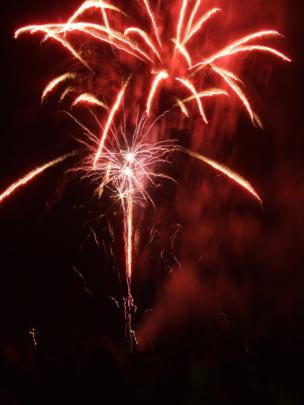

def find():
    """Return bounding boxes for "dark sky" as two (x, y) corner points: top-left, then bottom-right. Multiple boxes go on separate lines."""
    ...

(0, 0), (303, 349)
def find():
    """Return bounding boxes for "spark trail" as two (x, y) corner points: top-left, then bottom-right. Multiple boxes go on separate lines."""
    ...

(182, 148), (262, 204)
(0, 152), (76, 204)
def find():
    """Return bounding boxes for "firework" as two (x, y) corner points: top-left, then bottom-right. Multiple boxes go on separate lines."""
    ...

(74, 110), (262, 341)
(0, 105), (261, 346)
(15, 0), (290, 127)
(8, 0), (290, 347)
(75, 112), (176, 344)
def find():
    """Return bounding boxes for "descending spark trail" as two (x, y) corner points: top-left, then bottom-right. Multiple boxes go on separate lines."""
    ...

(147, 70), (169, 116)
(175, 0), (189, 53)
(182, 148), (262, 204)
(191, 30), (291, 69)
(124, 27), (162, 61)
(41, 73), (76, 102)
(72, 93), (108, 109)
(93, 81), (128, 168)
(0, 152), (76, 204)
(125, 198), (133, 280)
(183, 7), (221, 45)
(142, 0), (162, 47)
(176, 77), (208, 123)
(183, 0), (201, 43)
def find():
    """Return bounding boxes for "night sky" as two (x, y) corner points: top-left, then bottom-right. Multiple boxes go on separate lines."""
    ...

(1, 0), (303, 356)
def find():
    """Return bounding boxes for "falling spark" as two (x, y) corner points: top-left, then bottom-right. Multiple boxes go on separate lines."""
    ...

(183, 148), (262, 204)
(175, 0), (189, 53)
(72, 265), (95, 299)
(93, 81), (128, 168)
(183, 8), (221, 44)
(124, 27), (162, 61)
(211, 65), (260, 126)
(29, 328), (38, 347)
(66, 0), (124, 25)
(142, 0), (162, 47)
(73, 93), (108, 109)
(176, 98), (189, 116)
(191, 30), (290, 70)
(181, 88), (228, 104)
(59, 86), (75, 103)
(172, 38), (192, 66)
(183, 0), (201, 42)
(176, 77), (208, 123)
(41, 73), (76, 101)
(146, 70), (169, 116)
(0, 152), (76, 205)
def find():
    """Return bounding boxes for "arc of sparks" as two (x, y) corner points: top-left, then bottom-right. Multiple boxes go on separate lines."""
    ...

(93, 81), (128, 168)
(146, 70), (169, 116)
(211, 45), (292, 62)
(59, 87), (75, 103)
(64, 0), (126, 43)
(191, 30), (290, 71)
(175, 88), (228, 115)
(172, 38), (192, 66)
(41, 73), (76, 101)
(0, 152), (76, 205)
(124, 27), (162, 61)
(183, 148), (262, 204)
(182, 88), (229, 103)
(15, 25), (91, 69)
(76, 25), (151, 62)
(175, 0), (188, 53)
(183, 7), (221, 44)
(211, 65), (261, 126)
(68, 23), (154, 63)
(15, 2), (291, 130)
(73, 93), (108, 109)
(142, 0), (162, 47)
(66, 0), (124, 25)
(15, 22), (153, 66)
(176, 98), (190, 117)
(175, 77), (208, 123)
(183, 0), (201, 42)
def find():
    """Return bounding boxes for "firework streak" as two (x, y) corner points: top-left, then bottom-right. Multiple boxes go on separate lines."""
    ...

(6, 0), (290, 345)
(0, 153), (76, 204)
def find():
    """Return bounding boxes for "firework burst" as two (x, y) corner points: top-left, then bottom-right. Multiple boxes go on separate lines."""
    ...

(4, 0), (290, 347)
(15, 0), (290, 134)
